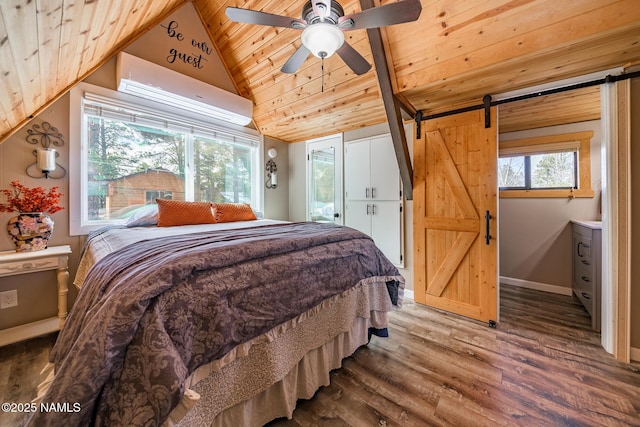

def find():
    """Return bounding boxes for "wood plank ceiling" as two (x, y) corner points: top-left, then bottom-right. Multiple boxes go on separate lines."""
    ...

(1, 0), (639, 145)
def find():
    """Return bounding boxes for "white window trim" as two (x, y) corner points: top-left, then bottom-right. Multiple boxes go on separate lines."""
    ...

(69, 82), (263, 235)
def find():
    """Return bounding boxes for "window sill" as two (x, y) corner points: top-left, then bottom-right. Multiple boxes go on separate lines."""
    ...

(500, 189), (594, 198)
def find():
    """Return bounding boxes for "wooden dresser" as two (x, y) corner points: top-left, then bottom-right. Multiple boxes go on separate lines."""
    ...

(571, 220), (601, 332)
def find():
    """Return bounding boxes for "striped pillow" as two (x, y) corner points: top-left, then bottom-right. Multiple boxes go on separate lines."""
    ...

(212, 203), (257, 223)
(156, 199), (216, 227)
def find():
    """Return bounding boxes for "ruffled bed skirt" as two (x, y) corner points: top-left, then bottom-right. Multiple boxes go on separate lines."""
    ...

(170, 279), (395, 426)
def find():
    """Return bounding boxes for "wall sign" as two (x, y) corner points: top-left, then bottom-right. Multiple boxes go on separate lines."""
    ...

(160, 20), (212, 69)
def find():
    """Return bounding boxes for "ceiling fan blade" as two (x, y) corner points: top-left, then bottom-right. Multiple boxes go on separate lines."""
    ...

(339, 0), (422, 30)
(226, 7), (306, 29)
(281, 45), (312, 74)
(336, 42), (371, 75)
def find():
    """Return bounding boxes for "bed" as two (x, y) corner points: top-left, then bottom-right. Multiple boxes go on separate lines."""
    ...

(30, 216), (404, 427)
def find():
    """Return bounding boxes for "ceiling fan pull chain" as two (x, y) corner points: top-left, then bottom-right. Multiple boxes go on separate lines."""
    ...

(321, 56), (325, 93)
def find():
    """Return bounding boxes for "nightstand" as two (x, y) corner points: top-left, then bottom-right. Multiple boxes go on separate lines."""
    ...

(0, 245), (72, 346)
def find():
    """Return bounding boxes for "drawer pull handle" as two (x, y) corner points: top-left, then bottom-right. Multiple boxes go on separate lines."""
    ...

(577, 242), (583, 257)
(581, 292), (591, 300)
(581, 276), (590, 283)
(581, 260), (590, 266)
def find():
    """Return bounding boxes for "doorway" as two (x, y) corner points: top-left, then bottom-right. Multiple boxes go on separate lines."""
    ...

(306, 134), (343, 224)
(494, 72), (632, 361)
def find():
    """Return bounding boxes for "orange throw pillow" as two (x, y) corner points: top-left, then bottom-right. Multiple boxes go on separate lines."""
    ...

(156, 199), (216, 227)
(212, 203), (257, 223)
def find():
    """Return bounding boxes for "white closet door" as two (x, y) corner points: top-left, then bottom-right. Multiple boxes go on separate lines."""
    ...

(370, 135), (401, 201)
(345, 201), (371, 235)
(344, 140), (370, 200)
(370, 201), (402, 265)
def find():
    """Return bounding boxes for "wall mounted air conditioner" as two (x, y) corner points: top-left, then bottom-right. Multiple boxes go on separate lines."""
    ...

(116, 52), (253, 126)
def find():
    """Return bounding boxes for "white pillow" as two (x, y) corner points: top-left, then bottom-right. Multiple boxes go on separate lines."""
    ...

(125, 204), (159, 227)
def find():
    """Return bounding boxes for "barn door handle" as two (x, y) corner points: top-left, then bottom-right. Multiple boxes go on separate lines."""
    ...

(485, 210), (492, 245)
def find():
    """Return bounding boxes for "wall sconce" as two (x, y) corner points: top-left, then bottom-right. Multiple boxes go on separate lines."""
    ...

(265, 148), (278, 190)
(25, 121), (67, 179)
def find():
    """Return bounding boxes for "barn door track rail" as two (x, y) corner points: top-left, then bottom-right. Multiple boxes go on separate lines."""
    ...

(414, 70), (640, 139)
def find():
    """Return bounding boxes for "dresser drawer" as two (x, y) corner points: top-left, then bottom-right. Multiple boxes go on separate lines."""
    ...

(575, 288), (594, 316)
(575, 236), (592, 260)
(575, 268), (594, 294)
(575, 254), (593, 270)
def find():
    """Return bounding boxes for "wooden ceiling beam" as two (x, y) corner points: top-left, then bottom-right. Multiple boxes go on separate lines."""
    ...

(360, 0), (413, 200)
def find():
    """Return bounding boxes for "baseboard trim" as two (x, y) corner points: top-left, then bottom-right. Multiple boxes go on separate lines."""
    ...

(404, 289), (414, 301)
(631, 347), (640, 363)
(500, 276), (573, 296)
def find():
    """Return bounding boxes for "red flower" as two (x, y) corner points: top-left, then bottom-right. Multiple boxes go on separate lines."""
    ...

(0, 180), (64, 214)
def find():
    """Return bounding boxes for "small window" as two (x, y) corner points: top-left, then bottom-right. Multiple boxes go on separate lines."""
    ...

(498, 156), (525, 188)
(145, 191), (172, 203)
(498, 131), (594, 198)
(498, 152), (577, 190)
(530, 152), (576, 189)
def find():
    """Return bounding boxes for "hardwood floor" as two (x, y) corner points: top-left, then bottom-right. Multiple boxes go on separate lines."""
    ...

(1, 285), (639, 426)
(269, 285), (640, 426)
(0, 333), (56, 427)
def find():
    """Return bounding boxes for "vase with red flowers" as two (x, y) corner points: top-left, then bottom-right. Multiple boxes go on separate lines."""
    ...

(0, 180), (64, 252)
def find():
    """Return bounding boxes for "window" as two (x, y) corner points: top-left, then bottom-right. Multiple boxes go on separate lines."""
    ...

(498, 131), (594, 198)
(498, 152), (577, 190)
(145, 191), (172, 203)
(70, 83), (261, 234)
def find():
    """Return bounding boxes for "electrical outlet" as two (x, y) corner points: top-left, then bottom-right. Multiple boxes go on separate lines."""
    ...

(0, 290), (18, 309)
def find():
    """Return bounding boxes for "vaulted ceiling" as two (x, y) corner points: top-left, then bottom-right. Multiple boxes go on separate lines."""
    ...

(1, 0), (639, 145)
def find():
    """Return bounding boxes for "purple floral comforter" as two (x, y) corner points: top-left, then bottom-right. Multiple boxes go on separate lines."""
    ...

(29, 222), (402, 427)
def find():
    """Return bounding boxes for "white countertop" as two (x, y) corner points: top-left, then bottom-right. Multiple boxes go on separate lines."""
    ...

(571, 220), (602, 229)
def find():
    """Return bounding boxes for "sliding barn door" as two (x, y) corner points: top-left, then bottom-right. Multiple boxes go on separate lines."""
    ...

(413, 109), (498, 324)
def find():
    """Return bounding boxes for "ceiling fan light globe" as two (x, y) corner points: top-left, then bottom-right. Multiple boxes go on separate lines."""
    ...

(301, 23), (344, 58)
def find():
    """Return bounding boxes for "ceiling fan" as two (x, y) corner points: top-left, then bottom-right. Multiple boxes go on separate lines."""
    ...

(226, 0), (422, 76)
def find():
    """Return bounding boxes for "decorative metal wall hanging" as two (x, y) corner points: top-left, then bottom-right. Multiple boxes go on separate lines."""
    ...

(265, 148), (278, 189)
(25, 121), (67, 179)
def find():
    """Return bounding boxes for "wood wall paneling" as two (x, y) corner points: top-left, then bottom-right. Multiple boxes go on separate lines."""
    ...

(2, 0), (640, 144)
